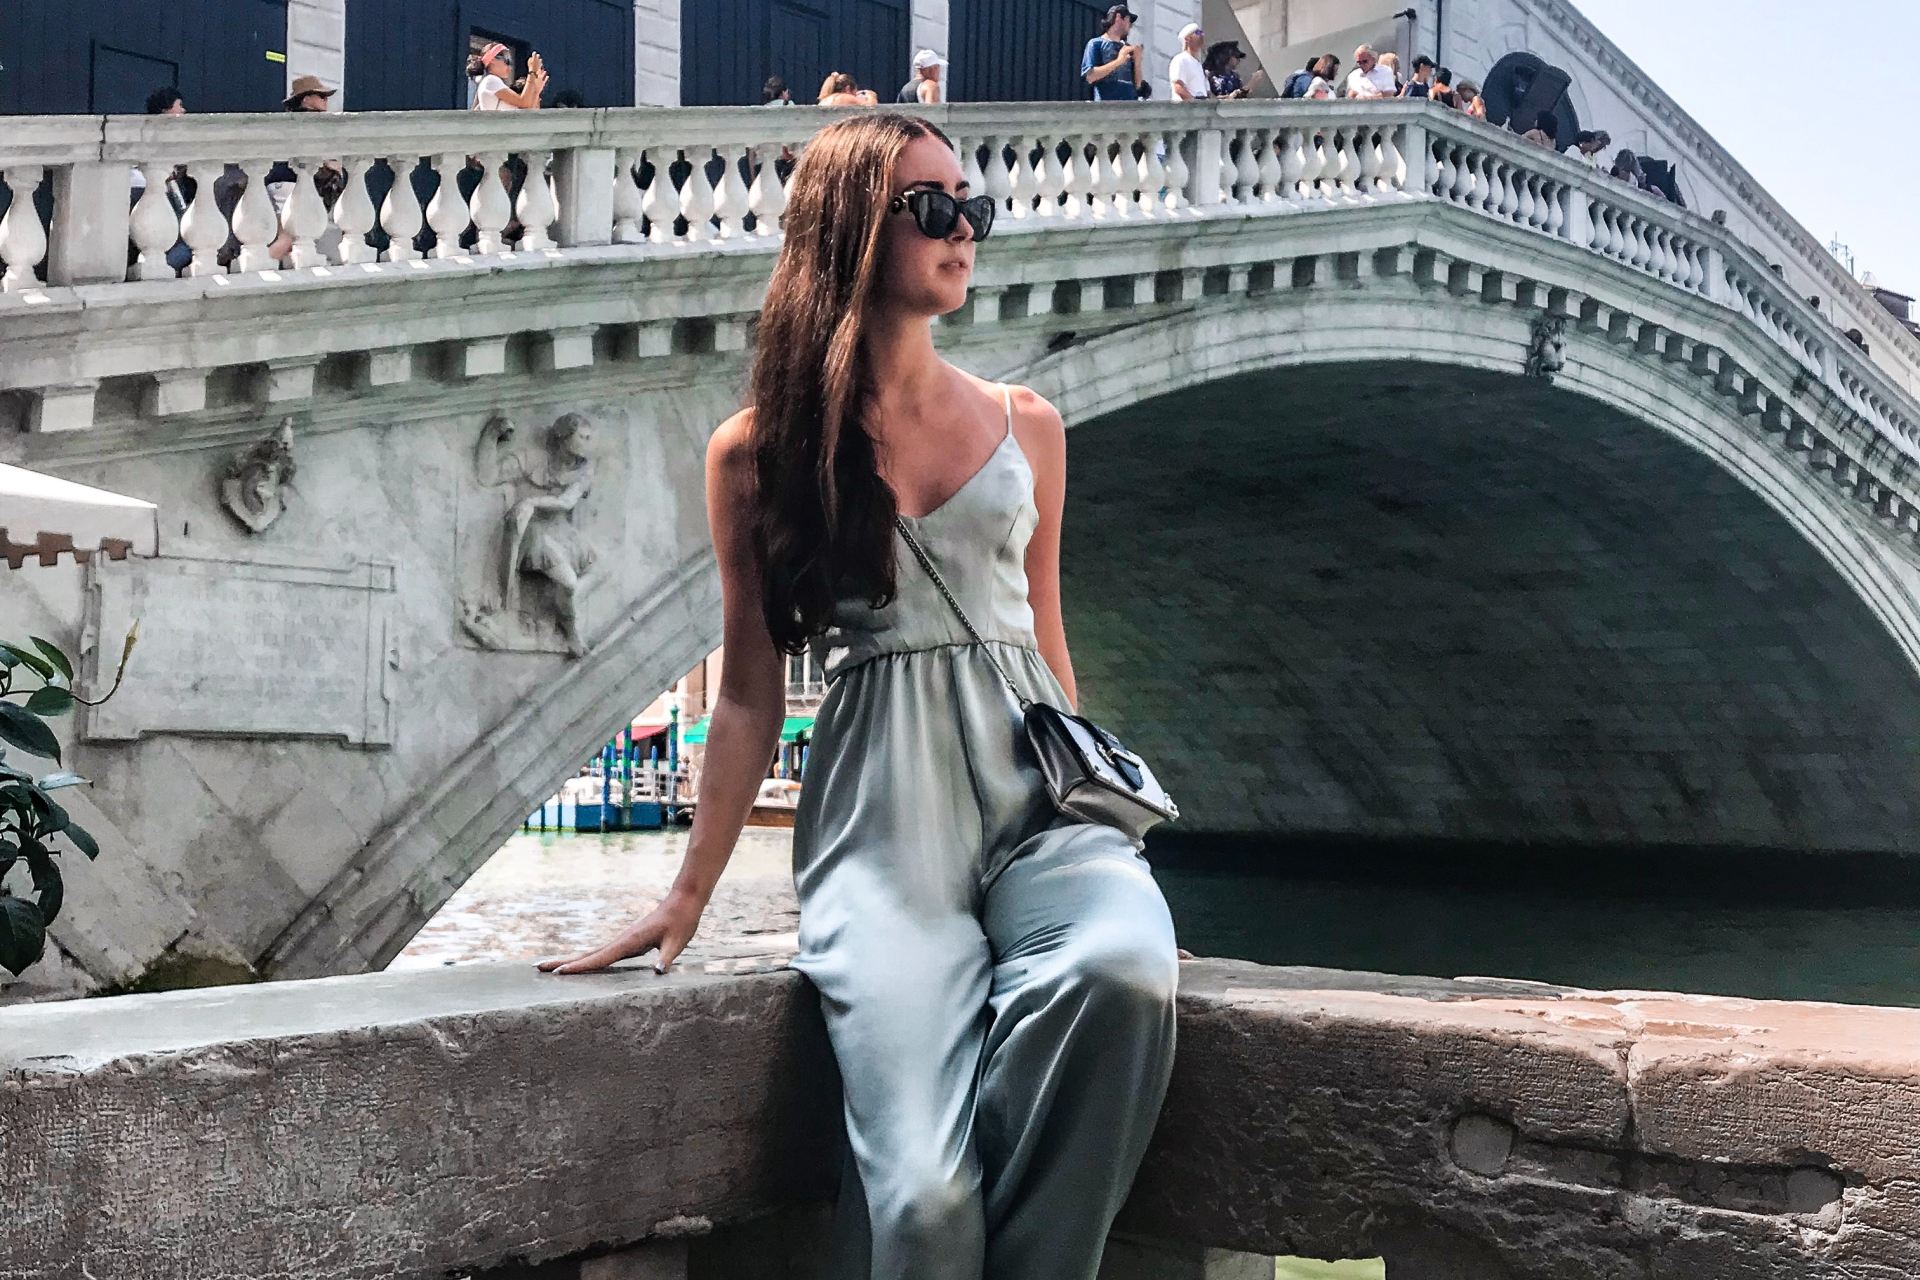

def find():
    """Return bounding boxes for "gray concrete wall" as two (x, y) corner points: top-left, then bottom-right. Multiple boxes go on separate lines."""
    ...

(3, 957), (1914, 1278)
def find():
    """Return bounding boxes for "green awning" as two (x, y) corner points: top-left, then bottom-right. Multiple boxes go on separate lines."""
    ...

(680, 714), (813, 746)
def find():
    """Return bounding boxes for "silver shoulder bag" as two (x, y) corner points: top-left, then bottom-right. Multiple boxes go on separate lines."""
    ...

(895, 517), (1179, 846)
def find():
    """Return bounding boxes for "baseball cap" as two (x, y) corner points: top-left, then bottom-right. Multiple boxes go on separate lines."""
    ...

(1103, 5), (1138, 22)
(911, 48), (949, 71)
(1178, 22), (1202, 40)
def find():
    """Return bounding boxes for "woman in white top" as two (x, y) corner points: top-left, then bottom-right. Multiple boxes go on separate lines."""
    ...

(469, 42), (546, 111)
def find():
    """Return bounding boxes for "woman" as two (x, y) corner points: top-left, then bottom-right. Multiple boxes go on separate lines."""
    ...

(1378, 51), (1403, 94)
(469, 42), (546, 110)
(1306, 55), (1340, 99)
(818, 71), (880, 106)
(540, 113), (1180, 1280)
(1203, 41), (1265, 99)
(1457, 78), (1487, 119)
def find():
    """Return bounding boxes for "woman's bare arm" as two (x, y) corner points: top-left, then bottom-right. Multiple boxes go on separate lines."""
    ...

(1012, 386), (1077, 710)
(539, 411), (786, 974)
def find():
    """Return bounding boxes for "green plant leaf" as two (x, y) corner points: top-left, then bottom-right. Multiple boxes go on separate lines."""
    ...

(0, 702), (60, 764)
(31, 795), (68, 836)
(23, 845), (62, 929)
(24, 686), (74, 717)
(28, 638), (73, 683)
(0, 643), (55, 682)
(0, 893), (47, 976)
(63, 822), (99, 860)
(35, 772), (88, 792)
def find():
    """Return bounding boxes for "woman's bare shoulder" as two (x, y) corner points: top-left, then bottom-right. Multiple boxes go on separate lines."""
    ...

(1001, 383), (1065, 445)
(707, 407), (756, 471)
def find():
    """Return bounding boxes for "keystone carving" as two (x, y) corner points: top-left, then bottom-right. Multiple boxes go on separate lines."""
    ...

(460, 412), (599, 657)
(1525, 314), (1567, 381)
(219, 416), (297, 534)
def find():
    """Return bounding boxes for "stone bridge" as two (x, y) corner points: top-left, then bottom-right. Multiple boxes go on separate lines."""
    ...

(5, 99), (1920, 998)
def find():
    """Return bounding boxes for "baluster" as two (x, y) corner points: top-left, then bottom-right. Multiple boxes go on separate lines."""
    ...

(641, 147), (681, 244)
(680, 147), (718, 242)
(711, 145), (750, 240)
(982, 136), (1014, 216)
(425, 154), (470, 258)
(1355, 129), (1382, 197)
(1450, 146), (1474, 202)
(1062, 136), (1094, 219)
(1299, 130), (1327, 200)
(1161, 131), (1189, 212)
(959, 137), (987, 210)
(1108, 135), (1141, 217)
(1128, 133), (1159, 217)
(1515, 173), (1536, 226)
(1496, 163), (1519, 220)
(1334, 129), (1362, 200)
(331, 157), (378, 263)
(130, 161), (182, 280)
(380, 156), (425, 261)
(515, 151), (558, 250)
(0, 165), (47, 291)
(1006, 135), (1036, 218)
(1276, 129), (1304, 203)
(1378, 127), (1405, 194)
(1254, 128), (1284, 204)
(467, 153), (513, 254)
(1232, 129), (1260, 204)
(746, 142), (785, 237)
(614, 149), (645, 243)
(1090, 134), (1122, 218)
(1037, 137), (1068, 218)
(178, 161), (232, 275)
(285, 160), (333, 268)
(228, 160), (280, 271)
(1431, 143), (1455, 201)
(1542, 181), (1565, 236)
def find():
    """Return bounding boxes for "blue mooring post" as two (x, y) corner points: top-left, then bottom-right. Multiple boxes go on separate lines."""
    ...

(668, 705), (681, 809)
(599, 743), (613, 833)
(620, 725), (634, 829)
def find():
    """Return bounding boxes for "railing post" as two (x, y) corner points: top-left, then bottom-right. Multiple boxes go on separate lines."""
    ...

(1400, 118), (1429, 197)
(553, 146), (615, 248)
(1182, 128), (1224, 210)
(1701, 243), (1732, 307)
(1563, 186), (1593, 250)
(47, 162), (132, 285)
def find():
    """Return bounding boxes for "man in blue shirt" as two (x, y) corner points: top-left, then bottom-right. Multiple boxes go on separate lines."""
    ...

(1082, 5), (1144, 101)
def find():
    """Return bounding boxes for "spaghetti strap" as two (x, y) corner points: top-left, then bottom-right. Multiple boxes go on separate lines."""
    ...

(1000, 383), (1014, 440)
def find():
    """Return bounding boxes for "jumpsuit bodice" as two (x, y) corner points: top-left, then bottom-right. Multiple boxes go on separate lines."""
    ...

(812, 404), (1040, 683)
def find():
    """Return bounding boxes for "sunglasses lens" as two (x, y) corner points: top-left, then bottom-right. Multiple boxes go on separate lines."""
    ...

(962, 196), (995, 241)
(913, 193), (960, 238)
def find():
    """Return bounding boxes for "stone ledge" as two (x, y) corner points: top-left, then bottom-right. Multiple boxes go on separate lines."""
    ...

(4, 958), (1917, 1278)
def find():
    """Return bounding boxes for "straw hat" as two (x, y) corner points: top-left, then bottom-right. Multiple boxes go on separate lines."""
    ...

(283, 75), (337, 109)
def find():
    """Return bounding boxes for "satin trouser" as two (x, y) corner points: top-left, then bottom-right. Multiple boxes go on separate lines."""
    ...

(792, 815), (1179, 1280)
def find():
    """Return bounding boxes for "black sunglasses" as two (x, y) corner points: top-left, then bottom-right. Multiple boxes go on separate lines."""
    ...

(889, 189), (996, 242)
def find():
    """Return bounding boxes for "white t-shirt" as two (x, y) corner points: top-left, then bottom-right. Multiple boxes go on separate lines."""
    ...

(1344, 67), (1382, 98)
(472, 73), (518, 111)
(1306, 75), (1335, 99)
(1369, 64), (1398, 96)
(1169, 49), (1209, 100)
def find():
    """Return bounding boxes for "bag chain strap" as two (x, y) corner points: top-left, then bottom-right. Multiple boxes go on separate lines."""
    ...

(893, 516), (1033, 711)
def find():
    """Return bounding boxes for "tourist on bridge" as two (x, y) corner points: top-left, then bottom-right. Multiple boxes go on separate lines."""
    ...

(1457, 77), (1487, 118)
(1344, 44), (1395, 98)
(1082, 4), (1145, 101)
(761, 75), (793, 106)
(1169, 22), (1210, 100)
(1431, 64), (1459, 107)
(468, 43), (545, 110)
(818, 72), (879, 106)
(542, 111), (1182, 1280)
(1402, 54), (1436, 97)
(1305, 54), (1341, 99)
(898, 48), (948, 105)
(1204, 40), (1262, 99)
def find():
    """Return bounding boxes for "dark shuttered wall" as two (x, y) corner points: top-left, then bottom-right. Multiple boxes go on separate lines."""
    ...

(346, 0), (635, 111)
(682, 0), (910, 107)
(0, 0), (288, 115)
(950, 0), (1111, 103)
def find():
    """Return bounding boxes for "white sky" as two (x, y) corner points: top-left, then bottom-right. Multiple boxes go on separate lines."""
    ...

(1576, 0), (1920, 294)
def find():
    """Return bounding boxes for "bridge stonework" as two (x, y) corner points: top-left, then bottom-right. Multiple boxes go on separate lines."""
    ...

(6, 101), (1920, 997)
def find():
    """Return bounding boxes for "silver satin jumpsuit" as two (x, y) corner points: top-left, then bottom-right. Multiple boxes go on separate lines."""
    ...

(790, 384), (1180, 1280)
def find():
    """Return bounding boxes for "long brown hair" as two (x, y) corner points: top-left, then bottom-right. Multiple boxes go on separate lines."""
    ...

(749, 112), (952, 654)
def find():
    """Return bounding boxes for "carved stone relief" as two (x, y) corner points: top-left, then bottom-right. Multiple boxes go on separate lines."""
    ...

(1525, 313), (1567, 381)
(459, 412), (600, 657)
(220, 417), (297, 534)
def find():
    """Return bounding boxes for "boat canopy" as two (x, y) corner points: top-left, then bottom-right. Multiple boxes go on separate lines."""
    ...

(680, 714), (812, 746)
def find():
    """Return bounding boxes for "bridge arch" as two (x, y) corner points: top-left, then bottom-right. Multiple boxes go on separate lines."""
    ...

(1003, 296), (1920, 850)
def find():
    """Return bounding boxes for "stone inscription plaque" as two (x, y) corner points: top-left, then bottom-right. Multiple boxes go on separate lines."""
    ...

(82, 550), (398, 747)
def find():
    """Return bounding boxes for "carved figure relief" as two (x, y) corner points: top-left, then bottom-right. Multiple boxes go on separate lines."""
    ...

(220, 417), (297, 533)
(1525, 314), (1567, 381)
(460, 412), (599, 657)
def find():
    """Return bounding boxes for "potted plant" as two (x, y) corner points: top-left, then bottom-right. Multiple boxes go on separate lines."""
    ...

(0, 628), (136, 976)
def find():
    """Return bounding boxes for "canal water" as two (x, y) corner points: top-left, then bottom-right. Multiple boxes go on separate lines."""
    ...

(398, 828), (1920, 1009)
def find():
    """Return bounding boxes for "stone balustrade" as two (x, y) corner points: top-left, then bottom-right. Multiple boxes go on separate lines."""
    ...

(4, 99), (1918, 467)
(3, 955), (1916, 1278)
